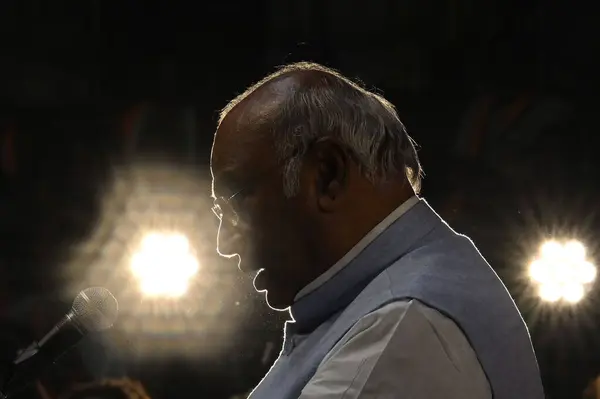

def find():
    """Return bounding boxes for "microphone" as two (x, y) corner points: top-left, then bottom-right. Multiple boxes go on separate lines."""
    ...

(1, 287), (119, 398)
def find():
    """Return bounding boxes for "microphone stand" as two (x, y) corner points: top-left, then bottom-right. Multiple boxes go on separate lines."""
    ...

(0, 354), (15, 398)
(0, 340), (41, 398)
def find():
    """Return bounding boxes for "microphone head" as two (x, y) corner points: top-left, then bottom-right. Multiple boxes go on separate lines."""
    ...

(71, 287), (119, 332)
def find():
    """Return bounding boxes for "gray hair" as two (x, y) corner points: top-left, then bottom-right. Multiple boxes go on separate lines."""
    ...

(219, 62), (423, 197)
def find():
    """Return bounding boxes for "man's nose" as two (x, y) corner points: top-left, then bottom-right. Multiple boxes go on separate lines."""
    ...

(216, 221), (243, 257)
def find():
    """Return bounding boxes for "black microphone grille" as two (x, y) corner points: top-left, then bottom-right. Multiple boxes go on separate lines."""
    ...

(71, 287), (119, 332)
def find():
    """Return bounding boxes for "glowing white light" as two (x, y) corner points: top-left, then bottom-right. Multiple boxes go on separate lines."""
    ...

(563, 283), (584, 303)
(131, 232), (199, 298)
(539, 283), (562, 302)
(529, 240), (596, 304)
(578, 261), (597, 284)
(564, 240), (586, 261)
(529, 260), (548, 284)
(541, 240), (563, 259)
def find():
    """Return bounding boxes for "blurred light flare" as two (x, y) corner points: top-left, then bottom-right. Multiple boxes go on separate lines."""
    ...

(528, 239), (596, 304)
(131, 232), (199, 298)
(72, 163), (247, 359)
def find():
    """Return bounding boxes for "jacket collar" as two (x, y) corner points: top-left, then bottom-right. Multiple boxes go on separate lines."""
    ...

(289, 199), (442, 333)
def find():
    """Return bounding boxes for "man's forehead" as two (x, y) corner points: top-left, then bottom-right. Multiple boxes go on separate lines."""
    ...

(211, 124), (267, 176)
(218, 74), (299, 136)
(211, 77), (296, 189)
(211, 131), (271, 198)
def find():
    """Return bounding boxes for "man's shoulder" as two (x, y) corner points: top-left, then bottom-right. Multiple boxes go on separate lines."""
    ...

(346, 299), (476, 343)
(364, 227), (490, 292)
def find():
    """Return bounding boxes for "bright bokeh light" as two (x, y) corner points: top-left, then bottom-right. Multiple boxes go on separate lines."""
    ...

(74, 164), (248, 359)
(528, 240), (596, 304)
(130, 232), (199, 298)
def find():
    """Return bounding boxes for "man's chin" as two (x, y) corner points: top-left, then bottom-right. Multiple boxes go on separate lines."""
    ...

(238, 256), (263, 274)
(253, 270), (293, 311)
(264, 292), (292, 311)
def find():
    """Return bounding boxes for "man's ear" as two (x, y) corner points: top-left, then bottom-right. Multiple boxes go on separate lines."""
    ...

(313, 141), (348, 212)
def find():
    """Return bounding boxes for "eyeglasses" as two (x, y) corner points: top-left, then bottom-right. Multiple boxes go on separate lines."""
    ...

(211, 163), (282, 227)
(211, 189), (245, 227)
(211, 141), (320, 227)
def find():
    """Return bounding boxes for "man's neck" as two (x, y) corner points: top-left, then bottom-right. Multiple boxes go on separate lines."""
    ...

(294, 195), (419, 301)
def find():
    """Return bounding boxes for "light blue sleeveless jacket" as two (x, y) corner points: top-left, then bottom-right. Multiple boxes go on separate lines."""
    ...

(250, 200), (544, 399)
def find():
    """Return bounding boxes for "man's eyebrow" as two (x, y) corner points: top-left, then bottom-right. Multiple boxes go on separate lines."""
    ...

(212, 170), (243, 199)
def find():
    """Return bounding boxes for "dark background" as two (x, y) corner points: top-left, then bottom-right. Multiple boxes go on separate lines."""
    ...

(0, 1), (599, 398)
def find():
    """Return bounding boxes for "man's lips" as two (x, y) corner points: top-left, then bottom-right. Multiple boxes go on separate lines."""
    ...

(238, 256), (263, 273)
(253, 269), (267, 291)
(236, 248), (265, 273)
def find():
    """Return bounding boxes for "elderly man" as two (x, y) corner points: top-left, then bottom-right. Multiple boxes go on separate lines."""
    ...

(210, 62), (544, 399)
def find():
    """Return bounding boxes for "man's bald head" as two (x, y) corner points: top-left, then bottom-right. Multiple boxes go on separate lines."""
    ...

(217, 74), (297, 134)
(216, 62), (347, 128)
(213, 62), (422, 197)
(211, 71), (302, 184)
